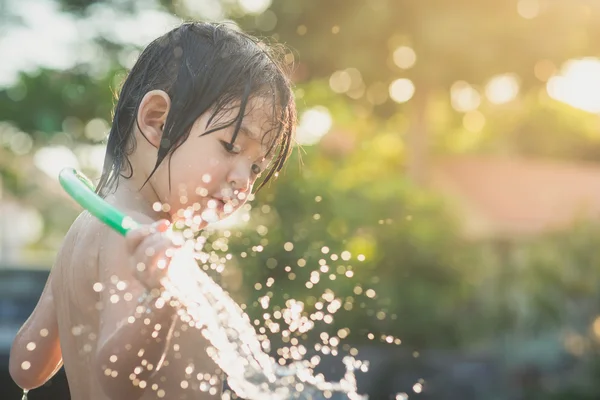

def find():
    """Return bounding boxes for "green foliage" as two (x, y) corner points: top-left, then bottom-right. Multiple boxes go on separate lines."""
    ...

(208, 135), (478, 348)
(0, 68), (116, 136)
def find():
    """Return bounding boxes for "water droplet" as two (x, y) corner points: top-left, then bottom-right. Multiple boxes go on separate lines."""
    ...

(71, 326), (83, 336)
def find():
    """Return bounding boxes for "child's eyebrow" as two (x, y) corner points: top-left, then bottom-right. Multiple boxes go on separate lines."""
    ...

(238, 125), (260, 140)
(233, 124), (274, 157)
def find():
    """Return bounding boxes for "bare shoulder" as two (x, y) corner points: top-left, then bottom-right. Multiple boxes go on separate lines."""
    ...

(71, 209), (157, 271)
(96, 209), (156, 275)
(64, 209), (156, 258)
(53, 209), (158, 310)
(51, 211), (110, 307)
(57, 211), (108, 269)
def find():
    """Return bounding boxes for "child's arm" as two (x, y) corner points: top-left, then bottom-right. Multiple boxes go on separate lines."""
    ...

(9, 272), (63, 390)
(94, 217), (179, 400)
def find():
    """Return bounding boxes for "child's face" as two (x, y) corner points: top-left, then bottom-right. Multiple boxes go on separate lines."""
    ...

(151, 99), (275, 226)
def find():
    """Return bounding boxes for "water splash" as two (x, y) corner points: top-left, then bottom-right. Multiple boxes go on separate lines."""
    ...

(159, 243), (367, 400)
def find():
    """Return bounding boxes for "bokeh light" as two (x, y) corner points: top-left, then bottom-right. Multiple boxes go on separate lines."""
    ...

(451, 81), (481, 112)
(295, 106), (333, 145)
(84, 118), (110, 142)
(393, 46), (417, 70)
(389, 79), (415, 103)
(517, 0), (541, 19)
(238, 0), (272, 15)
(485, 74), (520, 104)
(329, 70), (352, 94)
(33, 145), (80, 179)
(547, 58), (600, 113)
(180, 0), (225, 20)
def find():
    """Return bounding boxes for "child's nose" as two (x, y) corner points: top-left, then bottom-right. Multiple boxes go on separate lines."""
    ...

(227, 165), (251, 193)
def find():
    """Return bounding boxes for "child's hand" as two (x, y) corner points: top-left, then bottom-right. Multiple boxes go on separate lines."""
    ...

(125, 220), (175, 290)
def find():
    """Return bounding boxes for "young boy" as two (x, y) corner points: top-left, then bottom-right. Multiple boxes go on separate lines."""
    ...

(9, 22), (296, 400)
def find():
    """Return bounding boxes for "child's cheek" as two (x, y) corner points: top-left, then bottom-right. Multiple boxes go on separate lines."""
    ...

(209, 157), (220, 167)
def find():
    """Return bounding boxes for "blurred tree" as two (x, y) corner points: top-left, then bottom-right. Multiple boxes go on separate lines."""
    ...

(0, 68), (115, 135)
(30, 0), (600, 181)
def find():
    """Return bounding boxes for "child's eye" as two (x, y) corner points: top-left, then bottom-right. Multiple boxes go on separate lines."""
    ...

(220, 140), (241, 154)
(251, 164), (262, 175)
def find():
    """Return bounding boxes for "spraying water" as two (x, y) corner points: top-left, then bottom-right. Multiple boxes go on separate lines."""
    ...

(159, 242), (366, 400)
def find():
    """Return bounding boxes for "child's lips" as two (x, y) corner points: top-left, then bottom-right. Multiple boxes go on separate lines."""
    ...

(208, 197), (232, 214)
(208, 197), (225, 210)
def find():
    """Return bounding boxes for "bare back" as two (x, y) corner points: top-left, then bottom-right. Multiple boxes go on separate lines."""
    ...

(51, 211), (221, 400)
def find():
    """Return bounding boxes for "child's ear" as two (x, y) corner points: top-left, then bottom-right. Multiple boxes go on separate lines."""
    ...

(137, 90), (171, 148)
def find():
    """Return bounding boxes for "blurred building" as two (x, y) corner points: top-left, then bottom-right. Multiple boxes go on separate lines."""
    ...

(430, 155), (600, 240)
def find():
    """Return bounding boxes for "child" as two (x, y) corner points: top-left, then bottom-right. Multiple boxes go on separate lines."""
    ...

(9, 21), (296, 400)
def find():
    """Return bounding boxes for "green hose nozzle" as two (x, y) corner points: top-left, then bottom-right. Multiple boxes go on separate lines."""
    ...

(58, 168), (138, 236)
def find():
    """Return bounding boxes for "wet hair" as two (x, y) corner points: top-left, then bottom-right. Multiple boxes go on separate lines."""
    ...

(96, 22), (296, 197)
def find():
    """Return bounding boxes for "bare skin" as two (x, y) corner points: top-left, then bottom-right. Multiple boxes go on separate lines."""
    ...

(10, 209), (221, 400)
(10, 90), (276, 399)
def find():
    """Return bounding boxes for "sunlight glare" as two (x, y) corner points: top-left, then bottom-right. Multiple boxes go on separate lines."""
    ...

(389, 79), (415, 103)
(485, 74), (520, 104)
(296, 107), (333, 145)
(393, 46), (416, 70)
(547, 58), (600, 113)
(451, 81), (481, 112)
(238, 0), (272, 14)
(34, 145), (80, 179)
